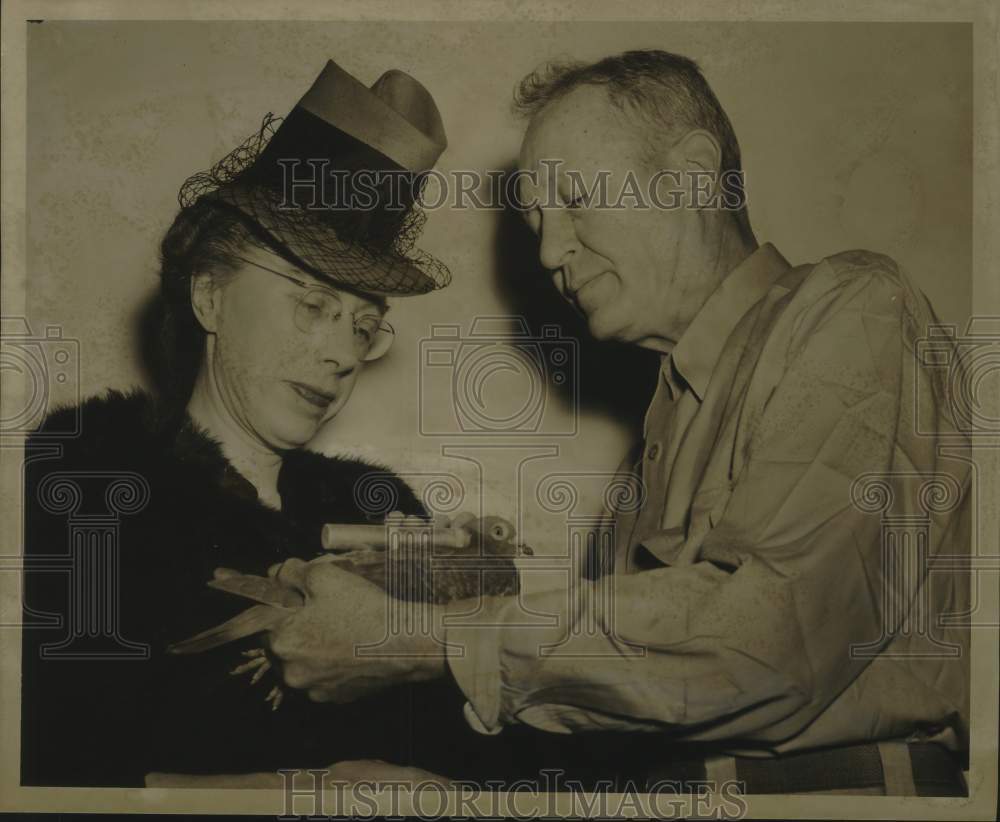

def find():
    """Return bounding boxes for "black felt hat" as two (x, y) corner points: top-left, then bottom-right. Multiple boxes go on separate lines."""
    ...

(179, 60), (450, 296)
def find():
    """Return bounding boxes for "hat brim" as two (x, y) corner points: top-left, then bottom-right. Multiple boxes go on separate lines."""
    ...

(207, 186), (440, 297)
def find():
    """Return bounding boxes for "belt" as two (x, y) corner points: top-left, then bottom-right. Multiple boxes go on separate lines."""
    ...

(640, 742), (967, 796)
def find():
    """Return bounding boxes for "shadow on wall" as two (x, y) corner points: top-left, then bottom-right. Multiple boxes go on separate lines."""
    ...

(491, 168), (659, 443)
(136, 293), (168, 397)
(134, 291), (201, 416)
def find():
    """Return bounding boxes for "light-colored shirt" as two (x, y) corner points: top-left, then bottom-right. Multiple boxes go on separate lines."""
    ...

(445, 244), (970, 756)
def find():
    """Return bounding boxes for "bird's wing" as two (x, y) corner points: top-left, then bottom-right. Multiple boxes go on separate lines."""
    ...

(167, 603), (289, 655)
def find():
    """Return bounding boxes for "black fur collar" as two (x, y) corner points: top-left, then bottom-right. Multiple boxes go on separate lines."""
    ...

(32, 388), (423, 522)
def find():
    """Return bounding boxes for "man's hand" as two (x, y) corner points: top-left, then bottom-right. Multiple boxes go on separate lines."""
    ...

(264, 555), (448, 703)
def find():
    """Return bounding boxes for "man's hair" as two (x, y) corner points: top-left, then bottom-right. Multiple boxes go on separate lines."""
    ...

(514, 49), (752, 239)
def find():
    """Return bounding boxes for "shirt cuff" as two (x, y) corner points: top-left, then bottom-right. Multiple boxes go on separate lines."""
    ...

(443, 594), (508, 735)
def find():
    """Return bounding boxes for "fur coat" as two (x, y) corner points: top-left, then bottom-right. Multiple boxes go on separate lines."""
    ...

(20, 390), (537, 786)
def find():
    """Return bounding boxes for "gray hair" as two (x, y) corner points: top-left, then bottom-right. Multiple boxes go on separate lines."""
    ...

(514, 50), (752, 239)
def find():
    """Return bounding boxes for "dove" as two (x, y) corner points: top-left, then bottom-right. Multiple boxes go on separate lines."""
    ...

(168, 515), (528, 655)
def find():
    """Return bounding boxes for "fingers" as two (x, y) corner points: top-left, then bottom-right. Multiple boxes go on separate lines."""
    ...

(387, 509), (480, 532)
(451, 511), (477, 530)
(213, 567), (241, 581)
(386, 510), (427, 528)
(267, 557), (309, 591)
(306, 675), (391, 705)
(329, 541), (381, 556)
(300, 555), (356, 597)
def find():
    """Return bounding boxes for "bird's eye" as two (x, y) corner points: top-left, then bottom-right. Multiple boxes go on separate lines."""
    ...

(491, 523), (513, 541)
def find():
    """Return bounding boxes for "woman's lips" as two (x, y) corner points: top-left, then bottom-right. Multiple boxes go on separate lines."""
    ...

(288, 381), (336, 410)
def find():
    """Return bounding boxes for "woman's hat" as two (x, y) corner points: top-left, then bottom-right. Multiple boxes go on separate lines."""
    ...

(179, 60), (450, 296)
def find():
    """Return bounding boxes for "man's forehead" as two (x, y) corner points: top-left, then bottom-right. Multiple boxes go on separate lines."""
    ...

(519, 85), (630, 173)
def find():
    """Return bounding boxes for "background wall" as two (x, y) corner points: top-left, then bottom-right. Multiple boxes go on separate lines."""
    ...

(26, 20), (972, 552)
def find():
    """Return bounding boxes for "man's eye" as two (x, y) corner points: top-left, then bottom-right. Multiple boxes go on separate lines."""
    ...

(565, 194), (586, 210)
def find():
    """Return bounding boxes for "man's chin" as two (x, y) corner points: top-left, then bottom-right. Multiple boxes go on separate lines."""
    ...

(585, 310), (628, 343)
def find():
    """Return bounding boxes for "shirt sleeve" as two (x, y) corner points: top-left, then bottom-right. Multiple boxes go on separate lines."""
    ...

(445, 258), (969, 742)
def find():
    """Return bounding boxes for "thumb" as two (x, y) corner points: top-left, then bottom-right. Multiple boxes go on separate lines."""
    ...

(267, 557), (310, 593)
(301, 556), (363, 597)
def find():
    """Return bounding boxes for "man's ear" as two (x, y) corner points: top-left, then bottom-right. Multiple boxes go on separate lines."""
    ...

(190, 271), (222, 333)
(670, 130), (723, 209)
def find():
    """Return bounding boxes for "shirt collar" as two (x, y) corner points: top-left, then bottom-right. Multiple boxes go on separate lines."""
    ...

(667, 243), (791, 401)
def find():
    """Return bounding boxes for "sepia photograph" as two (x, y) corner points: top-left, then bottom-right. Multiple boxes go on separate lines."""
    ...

(0, 1), (997, 818)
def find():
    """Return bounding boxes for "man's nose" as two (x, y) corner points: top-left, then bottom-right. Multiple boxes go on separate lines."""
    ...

(538, 208), (577, 272)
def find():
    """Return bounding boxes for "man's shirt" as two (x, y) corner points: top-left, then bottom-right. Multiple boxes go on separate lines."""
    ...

(445, 244), (970, 756)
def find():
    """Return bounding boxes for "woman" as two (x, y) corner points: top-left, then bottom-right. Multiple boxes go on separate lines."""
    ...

(21, 60), (529, 787)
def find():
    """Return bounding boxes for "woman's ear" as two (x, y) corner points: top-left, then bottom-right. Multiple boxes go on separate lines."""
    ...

(190, 271), (222, 333)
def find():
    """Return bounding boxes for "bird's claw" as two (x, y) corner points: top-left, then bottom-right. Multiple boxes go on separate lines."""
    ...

(229, 655), (269, 676)
(265, 685), (284, 711)
(230, 648), (282, 710)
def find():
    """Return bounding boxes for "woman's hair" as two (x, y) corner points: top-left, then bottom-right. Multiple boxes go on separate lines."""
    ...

(155, 199), (269, 410)
(153, 198), (390, 413)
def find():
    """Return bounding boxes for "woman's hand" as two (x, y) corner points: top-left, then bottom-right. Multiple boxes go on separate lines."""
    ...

(264, 553), (447, 703)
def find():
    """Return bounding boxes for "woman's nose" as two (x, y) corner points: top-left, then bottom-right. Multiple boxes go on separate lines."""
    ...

(319, 318), (360, 372)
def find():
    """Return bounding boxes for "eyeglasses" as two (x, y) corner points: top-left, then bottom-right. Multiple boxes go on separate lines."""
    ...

(231, 254), (395, 362)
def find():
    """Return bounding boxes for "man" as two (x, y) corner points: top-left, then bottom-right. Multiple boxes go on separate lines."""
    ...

(268, 50), (970, 795)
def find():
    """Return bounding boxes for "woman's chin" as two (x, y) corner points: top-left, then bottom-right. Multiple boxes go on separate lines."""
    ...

(264, 414), (324, 451)
(262, 388), (350, 450)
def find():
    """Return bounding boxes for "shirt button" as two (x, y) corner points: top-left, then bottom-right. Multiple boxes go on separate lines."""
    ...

(647, 442), (661, 461)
